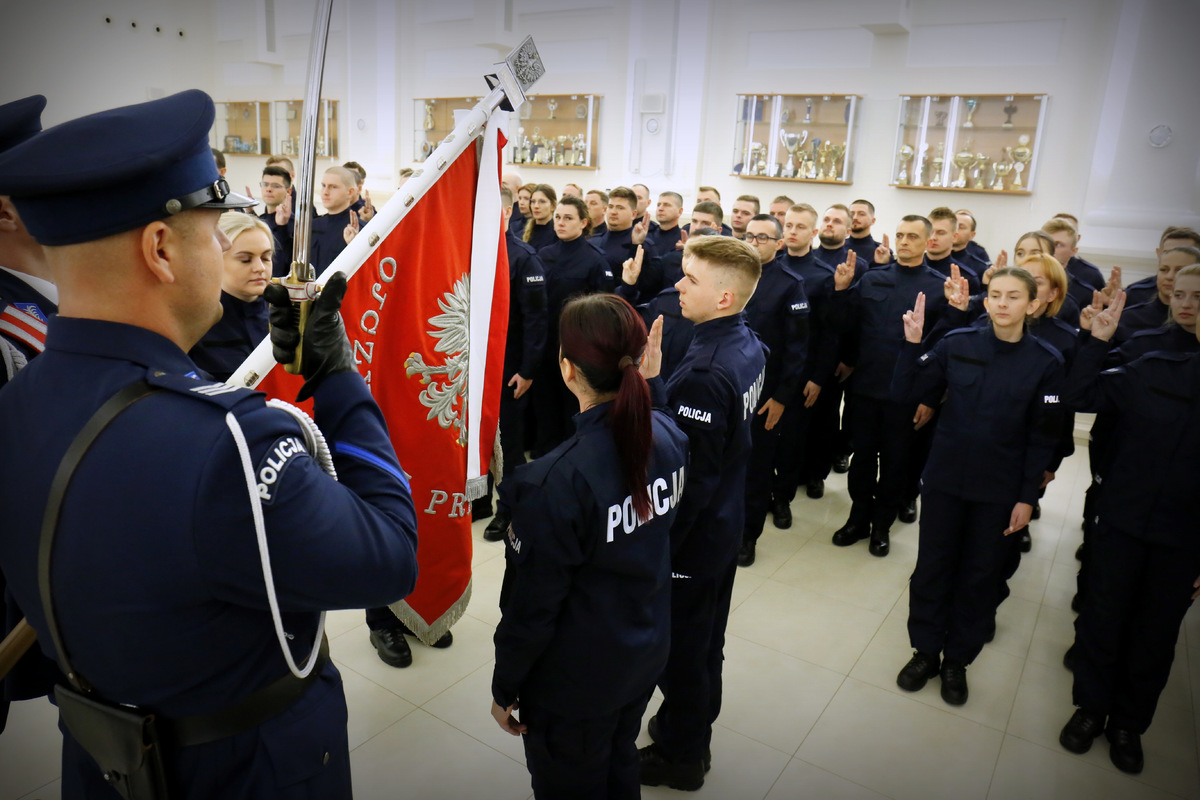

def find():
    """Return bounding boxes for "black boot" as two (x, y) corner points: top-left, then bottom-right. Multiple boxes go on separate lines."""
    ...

(483, 510), (511, 542)
(771, 497), (792, 529)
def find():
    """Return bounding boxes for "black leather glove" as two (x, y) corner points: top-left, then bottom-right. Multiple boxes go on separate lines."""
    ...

(263, 271), (355, 401)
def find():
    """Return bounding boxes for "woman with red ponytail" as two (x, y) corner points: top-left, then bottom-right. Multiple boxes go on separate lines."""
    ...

(490, 293), (689, 799)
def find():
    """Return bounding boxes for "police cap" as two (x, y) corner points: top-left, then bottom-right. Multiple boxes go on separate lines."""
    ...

(0, 89), (254, 246)
(0, 95), (46, 154)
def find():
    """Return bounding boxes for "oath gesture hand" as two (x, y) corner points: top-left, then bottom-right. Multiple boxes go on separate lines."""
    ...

(902, 291), (926, 343)
(622, 245), (645, 286)
(943, 263), (971, 311)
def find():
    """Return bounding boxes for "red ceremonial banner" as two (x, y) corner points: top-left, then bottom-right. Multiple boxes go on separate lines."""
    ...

(255, 136), (509, 643)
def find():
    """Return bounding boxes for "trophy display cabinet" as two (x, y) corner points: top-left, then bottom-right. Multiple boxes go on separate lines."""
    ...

(506, 94), (601, 169)
(730, 94), (860, 184)
(272, 100), (339, 160)
(890, 94), (1047, 194)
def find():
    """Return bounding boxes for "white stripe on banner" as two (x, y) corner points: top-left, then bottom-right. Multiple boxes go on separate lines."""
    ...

(0, 319), (44, 353)
(466, 111), (504, 488)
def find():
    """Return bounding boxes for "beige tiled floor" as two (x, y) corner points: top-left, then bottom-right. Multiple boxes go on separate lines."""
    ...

(3, 447), (1199, 800)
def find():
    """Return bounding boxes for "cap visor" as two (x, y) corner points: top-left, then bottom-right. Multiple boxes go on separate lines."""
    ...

(201, 189), (256, 210)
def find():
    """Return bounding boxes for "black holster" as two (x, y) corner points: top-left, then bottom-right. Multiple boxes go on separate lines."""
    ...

(55, 684), (172, 799)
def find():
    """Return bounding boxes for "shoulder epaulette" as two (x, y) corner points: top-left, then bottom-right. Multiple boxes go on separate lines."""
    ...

(145, 369), (262, 410)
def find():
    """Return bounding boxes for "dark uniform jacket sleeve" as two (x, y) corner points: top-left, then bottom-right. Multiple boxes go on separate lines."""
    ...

(1020, 354), (1066, 505)
(891, 339), (947, 409)
(515, 249), (548, 378)
(773, 279), (810, 406)
(666, 369), (731, 555)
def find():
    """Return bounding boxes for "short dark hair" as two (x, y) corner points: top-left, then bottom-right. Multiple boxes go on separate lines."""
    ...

(609, 186), (637, 207)
(771, 195), (794, 206)
(211, 147), (225, 170)
(558, 194), (592, 236)
(659, 191), (683, 206)
(850, 199), (875, 214)
(956, 209), (977, 231)
(928, 206), (957, 227)
(692, 201), (724, 224)
(697, 185), (720, 201)
(1161, 226), (1200, 248)
(266, 155), (295, 175)
(736, 195), (761, 214)
(342, 161), (366, 185)
(825, 203), (851, 218)
(748, 213), (782, 237)
(586, 188), (609, 204)
(789, 203), (818, 221)
(901, 214), (932, 236)
(262, 165), (291, 187)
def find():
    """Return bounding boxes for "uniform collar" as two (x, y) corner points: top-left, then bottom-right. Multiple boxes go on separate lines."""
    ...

(44, 316), (197, 375)
(573, 400), (611, 430)
(692, 312), (745, 341)
(0, 265), (58, 304)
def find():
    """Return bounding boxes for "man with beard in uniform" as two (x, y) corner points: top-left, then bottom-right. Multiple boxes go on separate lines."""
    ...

(736, 214), (809, 567)
(639, 235), (767, 791)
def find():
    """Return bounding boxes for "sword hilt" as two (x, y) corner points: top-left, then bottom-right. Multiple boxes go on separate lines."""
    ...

(272, 263), (320, 375)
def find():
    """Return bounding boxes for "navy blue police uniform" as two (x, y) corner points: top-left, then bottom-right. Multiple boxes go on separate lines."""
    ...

(1114, 297), (1168, 344)
(648, 312), (767, 775)
(1122, 274), (1158, 307)
(497, 231), (548, 473)
(1063, 338), (1200, 740)
(966, 239), (990, 265)
(493, 402), (688, 799)
(530, 235), (614, 456)
(0, 94), (55, 735)
(638, 287), (694, 384)
(952, 246), (991, 283)
(649, 223), (684, 255)
(847, 233), (880, 266)
(1064, 255), (1105, 310)
(260, 207), (295, 278)
(600, 225), (664, 306)
(508, 201), (526, 238)
(894, 326), (1064, 667)
(740, 256), (809, 553)
(830, 260), (949, 550)
(0, 90), (419, 799)
(524, 219), (557, 251)
(814, 243), (871, 472)
(770, 248), (838, 509)
(187, 291), (269, 382)
(928, 253), (981, 294)
(309, 207), (352, 273)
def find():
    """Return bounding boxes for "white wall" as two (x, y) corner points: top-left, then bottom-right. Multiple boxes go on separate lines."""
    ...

(4, 0), (1197, 280)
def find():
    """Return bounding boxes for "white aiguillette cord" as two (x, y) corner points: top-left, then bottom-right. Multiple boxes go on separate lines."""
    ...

(224, 400), (337, 679)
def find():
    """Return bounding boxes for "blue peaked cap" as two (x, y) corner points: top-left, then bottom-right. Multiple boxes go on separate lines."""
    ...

(0, 95), (46, 154)
(0, 89), (254, 246)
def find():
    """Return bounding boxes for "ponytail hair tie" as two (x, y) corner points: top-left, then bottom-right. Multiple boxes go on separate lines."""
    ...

(618, 355), (634, 369)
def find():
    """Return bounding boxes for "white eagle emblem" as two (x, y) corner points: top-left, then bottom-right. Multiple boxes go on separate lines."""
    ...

(406, 275), (470, 444)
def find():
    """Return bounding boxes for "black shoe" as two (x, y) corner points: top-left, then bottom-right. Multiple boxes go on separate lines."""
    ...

(1071, 592), (1082, 613)
(369, 627), (413, 668)
(1063, 644), (1078, 672)
(868, 527), (890, 557)
(771, 497), (792, 529)
(898, 500), (918, 524)
(1106, 727), (1144, 774)
(1031, 502), (1041, 520)
(832, 455), (850, 474)
(648, 716), (710, 773)
(832, 522), (869, 547)
(638, 743), (705, 791)
(1059, 708), (1105, 754)
(398, 621), (453, 648)
(896, 651), (940, 692)
(483, 511), (510, 542)
(470, 498), (493, 521)
(940, 660), (968, 705)
(737, 540), (756, 567)
(1018, 528), (1032, 553)
(1075, 543), (1085, 561)
(806, 479), (825, 499)
(984, 618), (996, 643)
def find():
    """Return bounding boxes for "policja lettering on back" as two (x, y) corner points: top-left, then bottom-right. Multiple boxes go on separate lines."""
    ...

(606, 466), (686, 541)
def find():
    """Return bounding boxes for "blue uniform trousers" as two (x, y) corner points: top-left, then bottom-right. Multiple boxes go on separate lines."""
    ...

(847, 396), (919, 532)
(803, 382), (840, 485)
(770, 403), (811, 505)
(908, 487), (1015, 664)
(653, 559), (737, 762)
(520, 692), (650, 800)
(1072, 522), (1200, 733)
(744, 412), (781, 543)
(832, 379), (854, 460)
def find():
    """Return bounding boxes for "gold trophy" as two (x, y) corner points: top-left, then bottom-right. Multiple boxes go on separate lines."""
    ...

(952, 148), (975, 188)
(1011, 135), (1033, 189)
(896, 143), (914, 186)
(972, 153), (990, 189)
(423, 101), (435, 130)
(778, 129), (808, 179)
(962, 97), (978, 128)
(830, 143), (846, 181)
(546, 98), (558, 120)
(818, 140), (833, 179)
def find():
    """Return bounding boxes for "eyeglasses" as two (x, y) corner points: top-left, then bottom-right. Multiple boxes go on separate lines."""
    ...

(745, 233), (779, 244)
(260, 182), (287, 190)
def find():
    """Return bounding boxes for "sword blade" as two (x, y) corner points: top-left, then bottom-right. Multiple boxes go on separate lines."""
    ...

(291, 0), (335, 280)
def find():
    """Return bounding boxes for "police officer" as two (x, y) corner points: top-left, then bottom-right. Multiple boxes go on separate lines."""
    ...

(738, 214), (809, 567)
(0, 94), (59, 736)
(530, 194), (613, 457)
(639, 236), (767, 791)
(491, 294), (688, 799)
(892, 270), (1064, 707)
(1057, 291), (1200, 776)
(480, 185), (548, 540)
(0, 90), (419, 798)
(829, 215), (949, 557)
